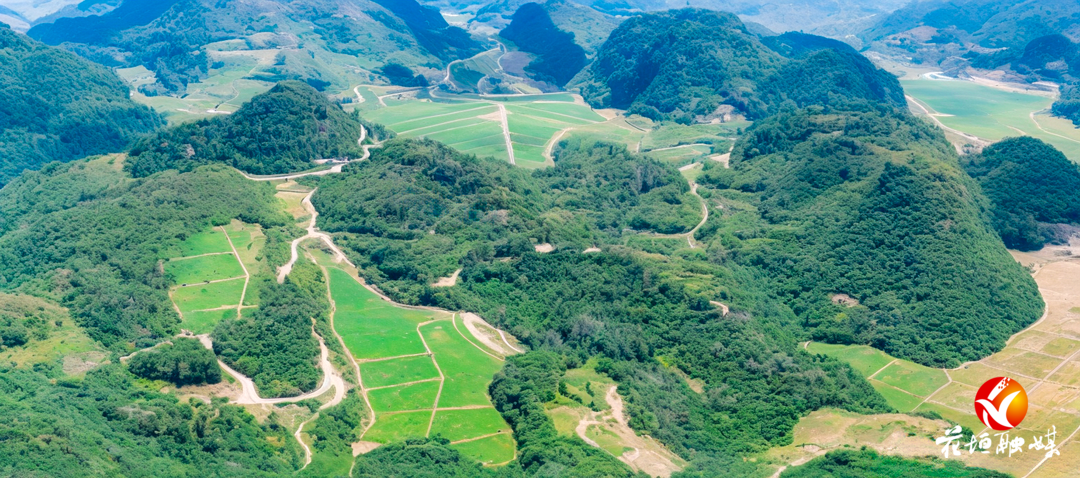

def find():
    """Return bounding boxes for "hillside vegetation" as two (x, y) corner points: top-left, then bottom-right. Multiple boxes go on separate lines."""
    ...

(128, 81), (367, 176)
(696, 105), (1043, 367)
(961, 136), (1080, 250)
(0, 24), (161, 186)
(576, 9), (905, 123)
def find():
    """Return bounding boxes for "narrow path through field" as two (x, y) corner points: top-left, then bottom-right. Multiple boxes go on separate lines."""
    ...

(219, 225), (249, 318)
(906, 94), (990, 149)
(1029, 110), (1080, 145)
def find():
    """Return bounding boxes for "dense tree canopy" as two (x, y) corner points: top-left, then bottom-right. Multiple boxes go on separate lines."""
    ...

(127, 337), (222, 386)
(576, 9), (904, 122)
(128, 81), (371, 176)
(962, 136), (1080, 249)
(0, 25), (162, 186)
(697, 105), (1043, 367)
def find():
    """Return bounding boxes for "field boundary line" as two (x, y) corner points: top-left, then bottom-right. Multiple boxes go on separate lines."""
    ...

(169, 251), (233, 261)
(323, 264), (376, 459)
(173, 275), (246, 287)
(388, 105), (492, 128)
(867, 359), (897, 380)
(450, 431), (512, 445)
(418, 319), (447, 437)
(366, 378), (441, 391)
(915, 369), (953, 409)
(357, 352), (431, 363)
(453, 314), (504, 362)
(379, 405), (496, 416)
(397, 116), (490, 135)
(513, 104), (600, 124)
(1029, 110), (1080, 145)
(219, 225), (250, 319)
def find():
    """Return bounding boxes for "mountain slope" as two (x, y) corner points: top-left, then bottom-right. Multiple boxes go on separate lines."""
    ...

(697, 105), (1044, 367)
(499, 2), (587, 87)
(576, 10), (905, 122)
(0, 24), (162, 186)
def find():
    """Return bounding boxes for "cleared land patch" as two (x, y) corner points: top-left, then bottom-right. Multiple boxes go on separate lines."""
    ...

(368, 381), (440, 412)
(359, 355), (440, 388)
(165, 254), (245, 284)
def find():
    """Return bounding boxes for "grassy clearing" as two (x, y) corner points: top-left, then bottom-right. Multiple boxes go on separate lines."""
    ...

(421, 320), (503, 408)
(365, 102), (485, 127)
(641, 122), (744, 150)
(165, 253), (245, 284)
(368, 380), (440, 412)
(807, 342), (898, 379)
(176, 229), (233, 256)
(326, 267), (438, 360)
(869, 380), (923, 412)
(360, 355), (440, 388)
(983, 347), (1062, 378)
(546, 405), (582, 436)
(450, 433), (516, 465)
(430, 408), (509, 442)
(223, 221), (266, 278)
(902, 79), (1080, 161)
(172, 279), (245, 313)
(182, 308), (238, 335)
(362, 411), (431, 444)
(587, 424), (633, 457)
(872, 360), (948, 398)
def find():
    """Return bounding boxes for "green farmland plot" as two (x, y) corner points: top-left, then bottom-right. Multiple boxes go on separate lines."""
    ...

(419, 318), (504, 408)
(176, 229), (233, 257)
(360, 355), (441, 388)
(181, 308), (238, 335)
(368, 380), (440, 412)
(318, 257), (515, 463)
(171, 279), (245, 313)
(808, 342), (948, 412)
(903, 78), (1080, 161)
(165, 253), (244, 284)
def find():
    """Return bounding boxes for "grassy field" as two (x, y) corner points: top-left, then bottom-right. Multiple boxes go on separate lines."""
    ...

(163, 226), (255, 333)
(319, 260), (515, 464)
(902, 78), (1080, 161)
(165, 253), (245, 284)
(171, 279), (245, 312)
(359, 355), (440, 388)
(361, 94), (614, 167)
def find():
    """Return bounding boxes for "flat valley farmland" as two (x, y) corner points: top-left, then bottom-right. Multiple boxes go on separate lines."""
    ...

(360, 93), (611, 167)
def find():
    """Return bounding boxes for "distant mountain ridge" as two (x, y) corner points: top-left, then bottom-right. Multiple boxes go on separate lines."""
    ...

(576, 10), (905, 122)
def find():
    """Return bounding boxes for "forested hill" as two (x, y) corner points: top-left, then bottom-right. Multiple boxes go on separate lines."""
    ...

(961, 136), (1080, 250)
(127, 81), (371, 177)
(26, 0), (480, 94)
(576, 9), (905, 122)
(0, 24), (162, 186)
(500, 2), (587, 87)
(696, 105), (1044, 367)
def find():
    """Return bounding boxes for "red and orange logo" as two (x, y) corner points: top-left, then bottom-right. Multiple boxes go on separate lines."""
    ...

(974, 377), (1028, 430)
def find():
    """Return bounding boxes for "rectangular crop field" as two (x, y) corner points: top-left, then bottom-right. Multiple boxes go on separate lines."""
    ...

(360, 355), (440, 388)
(872, 360), (948, 398)
(362, 411), (431, 444)
(327, 267), (444, 359)
(869, 380), (923, 412)
(165, 253), (244, 284)
(506, 105), (594, 126)
(430, 408), (509, 442)
(521, 102), (606, 122)
(368, 380), (440, 412)
(365, 102), (490, 128)
(177, 229), (233, 256)
(172, 279), (245, 312)
(450, 433), (515, 465)
(420, 319), (503, 408)
(182, 308), (237, 335)
(392, 107), (497, 134)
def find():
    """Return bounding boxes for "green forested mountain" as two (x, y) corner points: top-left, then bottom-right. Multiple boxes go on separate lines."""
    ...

(128, 81), (369, 176)
(576, 9), (905, 122)
(697, 105), (1043, 367)
(500, 2), (587, 87)
(26, 0), (481, 94)
(0, 24), (162, 186)
(780, 448), (1010, 478)
(961, 136), (1080, 250)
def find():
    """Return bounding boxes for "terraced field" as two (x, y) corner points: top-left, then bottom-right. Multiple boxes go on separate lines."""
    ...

(165, 224), (259, 334)
(774, 248), (1080, 477)
(320, 263), (516, 465)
